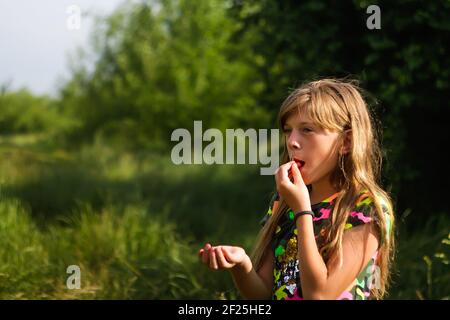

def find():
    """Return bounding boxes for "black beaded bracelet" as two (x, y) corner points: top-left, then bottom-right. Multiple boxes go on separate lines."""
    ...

(294, 210), (315, 223)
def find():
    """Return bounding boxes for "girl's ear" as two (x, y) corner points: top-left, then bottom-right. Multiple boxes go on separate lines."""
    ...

(340, 129), (352, 155)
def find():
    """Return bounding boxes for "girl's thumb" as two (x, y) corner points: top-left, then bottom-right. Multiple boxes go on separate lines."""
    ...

(221, 247), (233, 262)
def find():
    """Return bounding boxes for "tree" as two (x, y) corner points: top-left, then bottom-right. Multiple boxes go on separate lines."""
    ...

(60, 0), (269, 150)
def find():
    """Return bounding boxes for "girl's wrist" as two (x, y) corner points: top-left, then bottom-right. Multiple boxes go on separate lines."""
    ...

(292, 203), (312, 213)
(233, 255), (252, 274)
(294, 210), (314, 224)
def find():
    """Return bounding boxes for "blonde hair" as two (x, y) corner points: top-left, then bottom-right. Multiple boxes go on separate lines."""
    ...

(251, 78), (395, 299)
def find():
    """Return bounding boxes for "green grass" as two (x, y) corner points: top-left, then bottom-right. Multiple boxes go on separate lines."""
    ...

(0, 199), (211, 299)
(0, 134), (448, 299)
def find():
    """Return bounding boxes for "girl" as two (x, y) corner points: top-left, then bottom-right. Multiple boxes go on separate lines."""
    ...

(198, 78), (395, 300)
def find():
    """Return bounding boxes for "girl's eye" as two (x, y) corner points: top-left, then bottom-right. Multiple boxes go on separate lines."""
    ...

(282, 128), (292, 135)
(302, 128), (313, 133)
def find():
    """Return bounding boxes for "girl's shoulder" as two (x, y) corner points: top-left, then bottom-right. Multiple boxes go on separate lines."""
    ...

(347, 190), (393, 240)
(346, 190), (375, 228)
(352, 189), (391, 217)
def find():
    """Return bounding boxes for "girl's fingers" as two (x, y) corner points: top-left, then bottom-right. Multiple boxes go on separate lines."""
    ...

(291, 161), (304, 185)
(199, 244), (240, 270)
(276, 161), (295, 184)
(220, 246), (232, 262)
(199, 243), (212, 263)
(215, 247), (232, 268)
(221, 246), (239, 264)
(202, 246), (210, 264)
(209, 247), (218, 269)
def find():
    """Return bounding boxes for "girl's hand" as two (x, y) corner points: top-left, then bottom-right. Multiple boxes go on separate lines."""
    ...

(198, 243), (251, 271)
(275, 161), (311, 212)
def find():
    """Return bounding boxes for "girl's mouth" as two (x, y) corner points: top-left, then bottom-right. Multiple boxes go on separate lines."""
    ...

(288, 158), (305, 181)
(293, 158), (305, 168)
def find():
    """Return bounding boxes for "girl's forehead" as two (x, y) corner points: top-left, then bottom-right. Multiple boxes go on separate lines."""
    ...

(285, 110), (338, 135)
(285, 111), (314, 125)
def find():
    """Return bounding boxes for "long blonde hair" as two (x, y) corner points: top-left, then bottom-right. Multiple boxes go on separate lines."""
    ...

(251, 78), (395, 299)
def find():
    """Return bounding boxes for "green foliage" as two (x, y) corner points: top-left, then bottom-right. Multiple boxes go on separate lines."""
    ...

(392, 215), (450, 300)
(0, 89), (64, 135)
(60, 0), (270, 150)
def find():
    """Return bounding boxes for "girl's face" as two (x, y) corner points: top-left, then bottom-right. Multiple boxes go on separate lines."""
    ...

(283, 111), (342, 186)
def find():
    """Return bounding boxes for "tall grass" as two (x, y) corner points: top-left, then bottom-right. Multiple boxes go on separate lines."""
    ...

(0, 199), (52, 298)
(0, 198), (220, 299)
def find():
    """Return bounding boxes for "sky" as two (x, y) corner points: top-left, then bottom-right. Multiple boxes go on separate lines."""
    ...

(0, 0), (126, 96)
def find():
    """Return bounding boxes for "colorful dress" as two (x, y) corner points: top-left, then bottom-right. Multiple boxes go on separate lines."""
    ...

(260, 191), (391, 300)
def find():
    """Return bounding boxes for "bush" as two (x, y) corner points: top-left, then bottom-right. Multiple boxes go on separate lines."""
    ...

(0, 89), (65, 135)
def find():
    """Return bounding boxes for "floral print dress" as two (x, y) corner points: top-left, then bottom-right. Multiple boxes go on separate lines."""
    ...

(260, 191), (391, 300)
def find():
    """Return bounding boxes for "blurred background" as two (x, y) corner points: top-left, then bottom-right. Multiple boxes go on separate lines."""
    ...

(0, 0), (448, 299)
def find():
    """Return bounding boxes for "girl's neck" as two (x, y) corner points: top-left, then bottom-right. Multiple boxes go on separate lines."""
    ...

(309, 178), (339, 206)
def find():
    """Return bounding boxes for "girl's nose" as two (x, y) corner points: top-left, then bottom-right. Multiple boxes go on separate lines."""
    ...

(287, 130), (301, 150)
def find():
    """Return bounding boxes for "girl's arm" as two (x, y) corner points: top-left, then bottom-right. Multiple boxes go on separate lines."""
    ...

(199, 244), (273, 299)
(229, 252), (273, 300)
(296, 215), (379, 299)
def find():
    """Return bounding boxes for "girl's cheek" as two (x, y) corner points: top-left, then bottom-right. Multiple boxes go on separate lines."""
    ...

(301, 168), (312, 185)
(303, 175), (310, 185)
